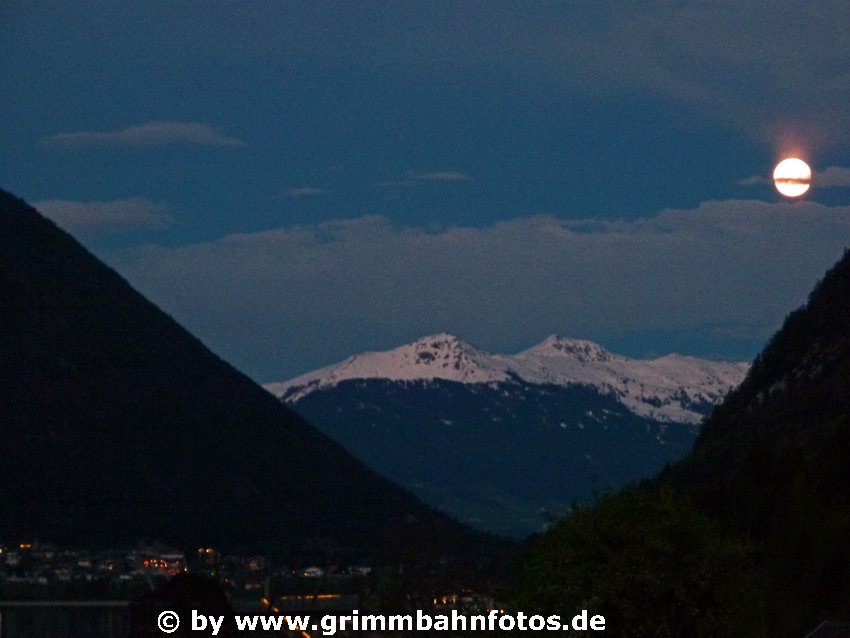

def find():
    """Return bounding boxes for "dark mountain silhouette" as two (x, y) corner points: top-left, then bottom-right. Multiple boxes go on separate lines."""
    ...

(517, 246), (850, 637)
(0, 188), (460, 554)
(659, 245), (850, 632)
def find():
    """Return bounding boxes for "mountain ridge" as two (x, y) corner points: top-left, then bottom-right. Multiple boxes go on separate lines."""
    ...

(267, 333), (748, 425)
(0, 188), (466, 555)
(266, 333), (747, 536)
(648, 246), (850, 635)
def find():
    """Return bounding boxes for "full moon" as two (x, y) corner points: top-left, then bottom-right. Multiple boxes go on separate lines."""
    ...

(773, 158), (811, 197)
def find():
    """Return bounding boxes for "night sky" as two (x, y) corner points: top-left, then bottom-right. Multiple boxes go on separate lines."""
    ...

(4, 1), (850, 381)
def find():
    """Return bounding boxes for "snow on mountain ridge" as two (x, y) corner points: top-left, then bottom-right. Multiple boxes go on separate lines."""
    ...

(265, 333), (750, 423)
(264, 334), (510, 402)
(522, 335), (615, 362)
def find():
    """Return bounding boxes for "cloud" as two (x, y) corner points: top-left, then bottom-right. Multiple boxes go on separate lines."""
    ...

(307, 2), (850, 148)
(815, 166), (850, 187)
(376, 179), (417, 188)
(285, 187), (326, 198)
(30, 4), (850, 149)
(40, 121), (245, 148)
(529, 3), (850, 148)
(104, 199), (850, 381)
(34, 198), (173, 236)
(205, 2), (850, 148)
(737, 175), (768, 186)
(406, 171), (472, 182)
(376, 171), (472, 188)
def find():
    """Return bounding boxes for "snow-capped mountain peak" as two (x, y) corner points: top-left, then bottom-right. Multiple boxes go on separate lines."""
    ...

(408, 333), (481, 367)
(264, 333), (509, 402)
(266, 334), (749, 424)
(522, 335), (615, 362)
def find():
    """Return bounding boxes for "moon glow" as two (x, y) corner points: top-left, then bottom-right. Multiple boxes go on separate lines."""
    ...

(773, 158), (811, 197)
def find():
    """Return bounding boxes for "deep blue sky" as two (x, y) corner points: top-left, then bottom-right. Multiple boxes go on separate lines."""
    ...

(4, 1), (850, 381)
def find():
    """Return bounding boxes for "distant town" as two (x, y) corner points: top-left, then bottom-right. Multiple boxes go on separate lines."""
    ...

(0, 540), (500, 613)
(0, 541), (374, 602)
